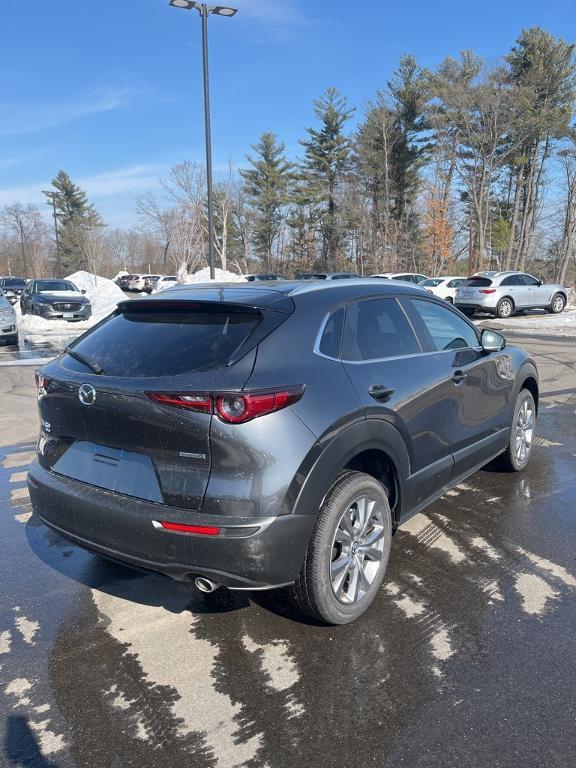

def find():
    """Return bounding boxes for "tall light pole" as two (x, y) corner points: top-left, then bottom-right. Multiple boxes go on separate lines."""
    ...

(169, 1), (238, 280)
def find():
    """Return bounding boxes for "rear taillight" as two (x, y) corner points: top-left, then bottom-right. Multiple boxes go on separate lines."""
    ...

(146, 392), (212, 412)
(145, 386), (304, 424)
(156, 521), (220, 535)
(479, 289), (496, 294)
(35, 373), (51, 400)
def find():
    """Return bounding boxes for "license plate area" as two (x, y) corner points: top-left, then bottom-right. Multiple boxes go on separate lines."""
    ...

(52, 441), (163, 502)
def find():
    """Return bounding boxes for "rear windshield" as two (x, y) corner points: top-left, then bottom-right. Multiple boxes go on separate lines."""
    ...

(68, 304), (261, 377)
(464, 277), (493, 287)
(3, 278), (27, 288)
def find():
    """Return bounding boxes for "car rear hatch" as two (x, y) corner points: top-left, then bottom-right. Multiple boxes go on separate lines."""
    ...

(456, 276), (494, 299)
(36, 291), (293, 510)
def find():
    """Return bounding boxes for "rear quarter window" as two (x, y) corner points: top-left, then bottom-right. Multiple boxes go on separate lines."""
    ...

(318, 308), (344, 358)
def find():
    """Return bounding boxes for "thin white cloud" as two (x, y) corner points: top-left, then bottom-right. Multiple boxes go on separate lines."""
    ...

(235, 0), (308, 27)
(0, 163), (165, 210)
(0, 87), (146, 137)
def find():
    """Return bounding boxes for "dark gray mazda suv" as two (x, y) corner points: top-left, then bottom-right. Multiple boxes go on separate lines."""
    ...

(28, 280), (538, 624)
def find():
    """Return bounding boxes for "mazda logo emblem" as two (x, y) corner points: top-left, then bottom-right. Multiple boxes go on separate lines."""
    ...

(78, 383), (96, 406)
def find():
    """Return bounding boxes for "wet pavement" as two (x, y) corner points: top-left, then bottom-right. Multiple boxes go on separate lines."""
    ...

(1, 331), (576, 767)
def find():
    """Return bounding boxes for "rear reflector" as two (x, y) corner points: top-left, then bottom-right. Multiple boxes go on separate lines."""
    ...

(145, 386), (304, 424)
(157, 521), (221, 535)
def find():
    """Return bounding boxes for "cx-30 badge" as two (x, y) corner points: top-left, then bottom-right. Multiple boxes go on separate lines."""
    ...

(78, 383), (97, 406)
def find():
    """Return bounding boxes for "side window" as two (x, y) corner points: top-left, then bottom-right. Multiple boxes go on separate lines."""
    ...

(500, 275), (521, 286)
(447, 279), (464, 288)
(519, 274), (539, 286)
(411, 300), (479, 351)
(391, 275), (406, 281)
(343, 299), (420, 361)
(318, 308), (344, 359)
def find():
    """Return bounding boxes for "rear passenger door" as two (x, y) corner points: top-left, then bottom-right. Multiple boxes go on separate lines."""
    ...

(404, 298), (513, 478)
(341, 297), (455, 509)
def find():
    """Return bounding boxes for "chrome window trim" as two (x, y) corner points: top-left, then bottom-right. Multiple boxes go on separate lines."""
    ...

(340, 346), (483, 365)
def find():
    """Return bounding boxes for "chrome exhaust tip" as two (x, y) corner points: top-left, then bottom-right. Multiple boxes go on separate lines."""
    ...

(194, 576), (220, 594)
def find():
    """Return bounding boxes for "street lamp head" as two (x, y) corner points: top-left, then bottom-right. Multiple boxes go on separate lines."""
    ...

(211, 6), (238, 16)
(169, 0), (197, 9)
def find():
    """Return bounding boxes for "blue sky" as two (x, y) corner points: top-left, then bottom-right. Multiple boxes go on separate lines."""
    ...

(1, 0), (574, 227)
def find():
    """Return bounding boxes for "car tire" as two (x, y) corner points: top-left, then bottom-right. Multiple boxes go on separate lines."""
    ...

(549, 293), (566, 314)
(445, 296), (454, 304)
(494, 389), (536, 472)
(496, 297), (514, 318)
(289, 471), (392, 625)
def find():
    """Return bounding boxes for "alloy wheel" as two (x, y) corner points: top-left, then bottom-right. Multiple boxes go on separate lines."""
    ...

(330, 495), (385, 604)
(552, 295), (565, 313)
(515, 397), (535, 463)
(498, 299), (513, 318)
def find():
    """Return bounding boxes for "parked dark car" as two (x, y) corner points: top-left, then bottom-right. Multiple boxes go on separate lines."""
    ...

(20, 279), (92, 321)
(143, 275), (163, 293)
(116, 274), (139, 291)
(0, 276), (28, 305)
(295, 272), (358, 280)
(28, 280), (538, 624)
(245, 274), (284, 282)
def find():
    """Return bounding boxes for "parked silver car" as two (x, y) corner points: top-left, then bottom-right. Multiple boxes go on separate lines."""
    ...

(0, 287), (18, 345)
(454, 272), (568, 318)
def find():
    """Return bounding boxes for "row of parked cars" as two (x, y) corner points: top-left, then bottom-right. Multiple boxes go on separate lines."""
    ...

(115, 274), (178, 293)
(0, 269), (569, 349)
(244, 271), (569, 317)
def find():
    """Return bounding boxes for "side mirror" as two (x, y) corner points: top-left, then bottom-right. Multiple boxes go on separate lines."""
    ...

(537, 280), (543, 286)
(481, 328), (506, 353)
(81, 289), (87, 295)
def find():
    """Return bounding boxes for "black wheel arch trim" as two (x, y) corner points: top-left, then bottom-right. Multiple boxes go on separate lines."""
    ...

(290, 418), (410, 522)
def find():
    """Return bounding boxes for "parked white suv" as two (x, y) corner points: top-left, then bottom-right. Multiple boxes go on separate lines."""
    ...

(420, 276), (466, 303)
(455, 272), (568, 318)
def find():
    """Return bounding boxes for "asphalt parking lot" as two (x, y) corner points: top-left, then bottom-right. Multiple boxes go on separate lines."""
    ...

(1, 327), (575, 768)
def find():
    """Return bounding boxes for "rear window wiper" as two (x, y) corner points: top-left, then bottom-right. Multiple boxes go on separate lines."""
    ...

(65, 347), (104, 375)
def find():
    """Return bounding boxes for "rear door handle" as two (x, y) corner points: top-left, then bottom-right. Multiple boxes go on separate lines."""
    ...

(451, 370), (467, 384)
(369, 384), (395, 401)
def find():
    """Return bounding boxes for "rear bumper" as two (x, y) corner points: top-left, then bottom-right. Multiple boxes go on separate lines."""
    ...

(27, 460), (315, 589)
(455, 296), (498, 312)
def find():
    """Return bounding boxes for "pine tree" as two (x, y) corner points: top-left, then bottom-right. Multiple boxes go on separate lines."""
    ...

(387, 55), (428, 222)
(300, 88), (355, 267)
(44, 170), (102, 275)
(240, 133), (293, 267)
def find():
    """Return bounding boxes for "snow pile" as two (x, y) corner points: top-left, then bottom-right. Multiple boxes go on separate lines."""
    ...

(66, 271), (125, 322)
(184, 267), (245, 284)
(491, 309), (576, 337)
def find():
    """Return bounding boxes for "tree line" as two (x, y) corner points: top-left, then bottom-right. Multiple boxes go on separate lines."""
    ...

(1, 27), (575, 284)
